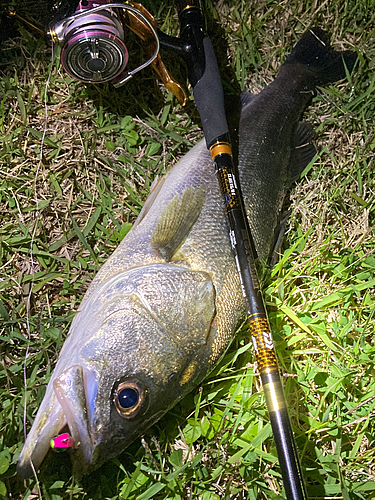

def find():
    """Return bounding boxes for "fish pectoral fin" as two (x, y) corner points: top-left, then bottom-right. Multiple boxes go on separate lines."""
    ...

(289, 121), (318, 181)
(151, 185), (206, 261)
(240, 90), (256, 107)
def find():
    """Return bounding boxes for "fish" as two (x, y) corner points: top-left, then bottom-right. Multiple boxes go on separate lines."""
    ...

(17, 28), (356, 478)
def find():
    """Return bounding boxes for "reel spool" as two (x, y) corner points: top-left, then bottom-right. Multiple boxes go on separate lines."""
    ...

(59, 7), (128, 83)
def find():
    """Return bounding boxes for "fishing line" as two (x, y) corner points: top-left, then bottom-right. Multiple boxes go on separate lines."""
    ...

(22, 39), (55, 449)
(30, 460), (42, 500)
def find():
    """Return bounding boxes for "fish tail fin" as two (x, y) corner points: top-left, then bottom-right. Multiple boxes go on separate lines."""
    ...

(282, 27), (357, 86)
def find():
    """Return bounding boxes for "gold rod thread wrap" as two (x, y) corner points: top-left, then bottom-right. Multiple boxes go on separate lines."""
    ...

(210, 142), (232, 159)
(248, 315), (278, 371)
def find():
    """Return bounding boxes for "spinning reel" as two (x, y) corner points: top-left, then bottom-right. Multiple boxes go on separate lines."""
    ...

(48, 0), (188, 104)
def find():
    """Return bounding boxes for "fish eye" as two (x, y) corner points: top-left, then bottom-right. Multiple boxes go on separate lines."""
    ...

(114, 379), (145, 418)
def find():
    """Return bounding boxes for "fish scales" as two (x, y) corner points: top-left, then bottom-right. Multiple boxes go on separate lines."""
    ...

(17, 28), (356, 478)
(86, 139), (243, 358)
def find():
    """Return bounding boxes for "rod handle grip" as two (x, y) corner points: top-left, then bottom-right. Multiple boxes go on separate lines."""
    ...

(193, 37), (228, 147)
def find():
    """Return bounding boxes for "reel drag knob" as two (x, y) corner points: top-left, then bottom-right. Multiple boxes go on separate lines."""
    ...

(59, 10), (128, 83)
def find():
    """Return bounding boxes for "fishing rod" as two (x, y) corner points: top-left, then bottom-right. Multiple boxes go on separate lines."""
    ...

(172, 2), (308, 498)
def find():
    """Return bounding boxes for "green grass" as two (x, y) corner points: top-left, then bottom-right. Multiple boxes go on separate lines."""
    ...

(1, 0), (375, 498)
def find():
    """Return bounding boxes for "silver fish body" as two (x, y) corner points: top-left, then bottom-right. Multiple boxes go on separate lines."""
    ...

(17, 28), (355, 478)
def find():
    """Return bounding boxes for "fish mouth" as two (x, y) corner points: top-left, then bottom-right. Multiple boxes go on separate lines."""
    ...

(17, 365), (98, 479)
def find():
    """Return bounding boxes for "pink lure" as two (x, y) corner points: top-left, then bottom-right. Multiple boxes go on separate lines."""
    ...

(50, 433), (75, 450)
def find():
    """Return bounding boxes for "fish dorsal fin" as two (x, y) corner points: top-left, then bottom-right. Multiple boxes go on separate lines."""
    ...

(240, 90), (256, 107)
(133, 176), (166, 229)
(151, 185), (206, 260)
(289, 121), (317, 180)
